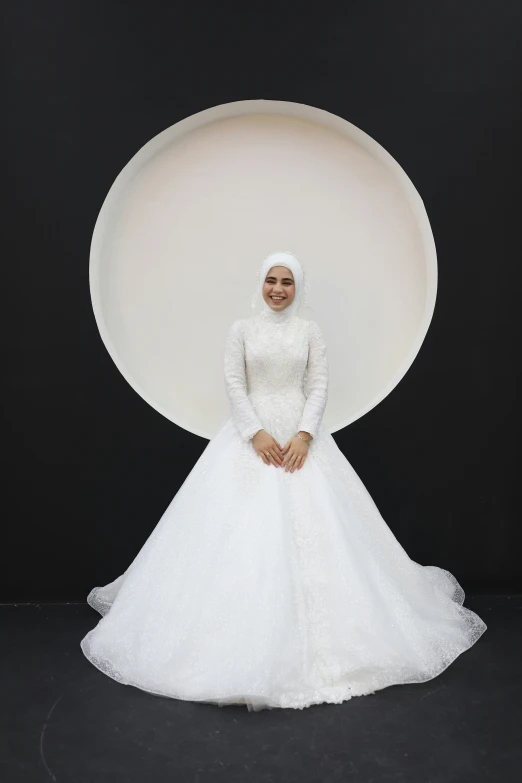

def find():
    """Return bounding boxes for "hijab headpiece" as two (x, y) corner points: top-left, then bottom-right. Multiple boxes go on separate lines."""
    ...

(250, 251), (311, 320)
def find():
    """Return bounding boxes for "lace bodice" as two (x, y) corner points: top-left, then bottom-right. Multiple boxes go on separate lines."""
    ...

(224, 308), (328, 443)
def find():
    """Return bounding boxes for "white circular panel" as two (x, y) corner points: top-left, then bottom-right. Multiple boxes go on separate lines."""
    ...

(90, 100), (437, 439)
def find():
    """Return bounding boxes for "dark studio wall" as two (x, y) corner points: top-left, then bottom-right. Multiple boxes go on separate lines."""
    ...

(3, 1), (521, 600)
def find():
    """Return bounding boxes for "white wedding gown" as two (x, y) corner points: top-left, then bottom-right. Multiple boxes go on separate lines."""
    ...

(81, 306), (487, 711)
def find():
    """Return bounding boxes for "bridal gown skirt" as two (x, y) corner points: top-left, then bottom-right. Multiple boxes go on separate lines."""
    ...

(81, 414), (487, 712)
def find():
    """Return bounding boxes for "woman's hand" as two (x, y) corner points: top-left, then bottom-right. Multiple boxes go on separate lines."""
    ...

(252, 430), (285, 468)
(281, 432), (311, 472)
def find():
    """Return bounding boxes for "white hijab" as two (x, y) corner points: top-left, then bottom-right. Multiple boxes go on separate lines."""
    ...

(252, 251), (307, 319)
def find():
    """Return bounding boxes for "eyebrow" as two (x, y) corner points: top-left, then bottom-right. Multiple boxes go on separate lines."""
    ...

(265, 276), (294, 282)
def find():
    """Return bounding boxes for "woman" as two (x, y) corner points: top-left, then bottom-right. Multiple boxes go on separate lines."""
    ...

(81, 251), (487, 711)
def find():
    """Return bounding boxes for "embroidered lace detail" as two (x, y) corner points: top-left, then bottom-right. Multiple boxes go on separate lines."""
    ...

(224, 315), (328, 444)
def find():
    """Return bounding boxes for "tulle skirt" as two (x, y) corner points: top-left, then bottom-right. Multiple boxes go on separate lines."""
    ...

(80, 415), (487, 711)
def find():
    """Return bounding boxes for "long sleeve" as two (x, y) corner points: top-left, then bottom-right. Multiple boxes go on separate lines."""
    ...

(224, 320), (265, 442)
(298, 320), (329, 439)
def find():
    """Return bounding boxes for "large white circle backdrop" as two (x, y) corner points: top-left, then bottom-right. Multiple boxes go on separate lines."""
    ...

(90, 100), (437, 440)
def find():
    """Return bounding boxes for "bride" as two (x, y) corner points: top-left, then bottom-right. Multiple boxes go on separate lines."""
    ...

(81, 251), (487, 711)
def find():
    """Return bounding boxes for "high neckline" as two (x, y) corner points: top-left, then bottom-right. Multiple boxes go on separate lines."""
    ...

(258, 304), (296, 324)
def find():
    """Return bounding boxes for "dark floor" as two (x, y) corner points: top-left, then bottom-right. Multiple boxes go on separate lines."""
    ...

(1, 595), (520, 783)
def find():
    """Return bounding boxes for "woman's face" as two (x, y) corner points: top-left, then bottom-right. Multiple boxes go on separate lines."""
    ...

(262, 266), (296, 311)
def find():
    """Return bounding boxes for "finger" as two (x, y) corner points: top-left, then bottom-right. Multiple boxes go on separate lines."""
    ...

(259, 450), (270, 465)
(267, 451), (280, 468)
(271, 444), (284, 461)
(270, 448), (283, 465)
(291, 455), (303, 473)
(285, 454), (296, 471)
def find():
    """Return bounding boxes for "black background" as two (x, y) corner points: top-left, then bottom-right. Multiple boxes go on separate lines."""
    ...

(3, 1), (521, 600)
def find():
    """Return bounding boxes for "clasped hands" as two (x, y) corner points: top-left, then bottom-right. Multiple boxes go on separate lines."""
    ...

(252, 429), (311, 472)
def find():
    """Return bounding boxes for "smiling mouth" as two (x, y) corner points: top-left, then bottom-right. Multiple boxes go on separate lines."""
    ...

(270, 296), (286, 301)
